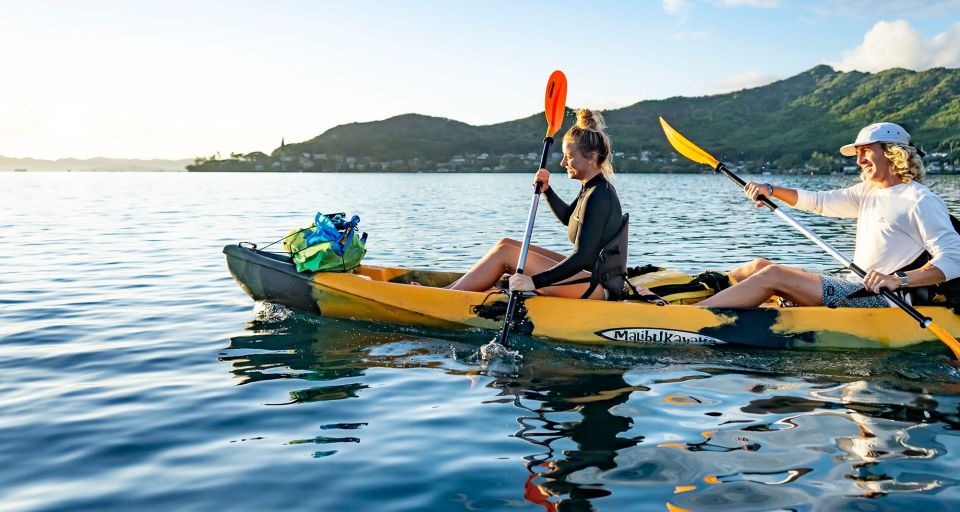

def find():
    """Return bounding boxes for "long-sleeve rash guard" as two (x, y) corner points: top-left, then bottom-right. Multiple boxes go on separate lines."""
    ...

(793, 180), (960, 282)
(531, 174), (622, 289)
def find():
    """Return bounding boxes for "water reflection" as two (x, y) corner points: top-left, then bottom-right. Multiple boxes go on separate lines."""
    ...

(222, 307), (960, 510)
(811, 381), (957, 498)
(222, 316), (468, 401)
(496, 364), (645, 510)
(660, 378), (960, 507)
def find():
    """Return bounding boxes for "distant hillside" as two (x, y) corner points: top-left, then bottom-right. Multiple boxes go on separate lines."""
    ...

(614, 65), (960, 168)
(189, 65), (960, 173)
(1, 156), (191, 172)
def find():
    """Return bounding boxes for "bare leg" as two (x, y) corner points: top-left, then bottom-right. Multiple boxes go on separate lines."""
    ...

(727, 258), (780, 283)
(500, 238), (605, 299)
(446, 238), (555, 290)
(447, 238), (554, 291)
(699, 263), (823, 308)
(446, 238), (564, 290)
(447, 238), (604, 299)
(496, 237), (567, 262)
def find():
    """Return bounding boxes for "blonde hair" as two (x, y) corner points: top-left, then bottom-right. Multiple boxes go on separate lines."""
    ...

(563, 108), (614, 178)
(882, 143), (925, 183)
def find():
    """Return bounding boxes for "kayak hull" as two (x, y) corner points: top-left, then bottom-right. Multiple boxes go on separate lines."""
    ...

(224, 244), (960, 351)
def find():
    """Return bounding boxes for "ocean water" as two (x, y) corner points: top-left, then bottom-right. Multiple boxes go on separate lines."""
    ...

(4, 171), (960, 511)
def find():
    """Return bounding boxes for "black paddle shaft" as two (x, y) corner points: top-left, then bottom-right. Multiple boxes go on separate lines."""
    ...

(715, 163), (778, 211)
(495, 136), (554, 346)
(714, 163), (931, 328)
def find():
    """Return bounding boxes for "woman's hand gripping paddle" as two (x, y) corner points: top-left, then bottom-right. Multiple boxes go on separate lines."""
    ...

(486, 70), (567, 354)
(658, 116), (960, 360)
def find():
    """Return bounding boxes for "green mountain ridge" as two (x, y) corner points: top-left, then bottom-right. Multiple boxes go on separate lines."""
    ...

(190, 65), (960, 173)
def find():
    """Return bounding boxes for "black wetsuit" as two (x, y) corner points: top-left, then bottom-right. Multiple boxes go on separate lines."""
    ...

(531, 174), (623, 291)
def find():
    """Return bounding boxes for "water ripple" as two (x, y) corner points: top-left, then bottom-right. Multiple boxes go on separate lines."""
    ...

(4, 172), (960, 510)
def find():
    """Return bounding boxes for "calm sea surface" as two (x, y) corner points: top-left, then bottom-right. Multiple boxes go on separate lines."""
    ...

(4, 171), (960, 511)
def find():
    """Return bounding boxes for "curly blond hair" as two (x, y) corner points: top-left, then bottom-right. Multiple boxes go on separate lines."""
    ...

(881, 143), (925, 183)
(563, 109), (614, 178)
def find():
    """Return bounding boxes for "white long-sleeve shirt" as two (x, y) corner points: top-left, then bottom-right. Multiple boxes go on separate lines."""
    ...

(793, 181), (960, 283)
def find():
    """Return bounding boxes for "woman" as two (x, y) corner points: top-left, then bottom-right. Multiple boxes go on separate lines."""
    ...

(447, 109), (624, 300)
(700, 122), (960, 308)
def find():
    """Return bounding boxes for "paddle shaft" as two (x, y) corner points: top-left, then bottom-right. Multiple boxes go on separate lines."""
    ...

(496, 136), (554, 346)
(715, 163), (931, 327)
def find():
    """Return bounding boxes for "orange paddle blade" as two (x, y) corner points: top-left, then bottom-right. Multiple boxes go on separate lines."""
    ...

(659, 116), (721, 168)
(927, 321), (960, 359)
(544, 70), (567, 137)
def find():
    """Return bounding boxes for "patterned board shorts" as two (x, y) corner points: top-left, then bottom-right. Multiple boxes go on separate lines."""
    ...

(819, 273), (891, 308)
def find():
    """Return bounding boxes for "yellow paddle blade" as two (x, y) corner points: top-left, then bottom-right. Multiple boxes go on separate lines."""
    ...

(659, 116), (720, 168)
(544, 70), (567, 137)
(926, 321), (960, 359)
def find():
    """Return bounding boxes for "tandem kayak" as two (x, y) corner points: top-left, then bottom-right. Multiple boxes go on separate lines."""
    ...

(223, 244), (960, 351)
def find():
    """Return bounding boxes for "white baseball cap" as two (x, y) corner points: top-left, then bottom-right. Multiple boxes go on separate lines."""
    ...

(839, 122), (911, 156)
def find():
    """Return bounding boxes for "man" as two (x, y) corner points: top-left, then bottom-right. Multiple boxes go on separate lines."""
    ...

(699, 122), (960, 308)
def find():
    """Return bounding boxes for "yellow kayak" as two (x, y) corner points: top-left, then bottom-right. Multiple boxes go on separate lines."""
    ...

(223, 244), (960, 351)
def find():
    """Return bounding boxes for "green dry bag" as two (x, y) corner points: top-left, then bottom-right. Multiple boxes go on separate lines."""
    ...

(283, 212), (367, 272)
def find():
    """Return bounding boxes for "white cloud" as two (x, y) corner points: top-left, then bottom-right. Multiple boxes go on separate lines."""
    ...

(662, 0), (688, 15)
(712, 71), (781, 94)
(719, 0), (780, 7)
(833, 20), (960, 72)
(929, 24), (960, 68)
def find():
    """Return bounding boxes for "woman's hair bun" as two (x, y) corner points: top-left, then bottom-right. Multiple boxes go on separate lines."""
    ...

(574, 108), (606, 132)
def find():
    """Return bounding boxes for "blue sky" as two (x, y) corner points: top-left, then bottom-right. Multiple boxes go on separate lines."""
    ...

(1, 0), (958, 159)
